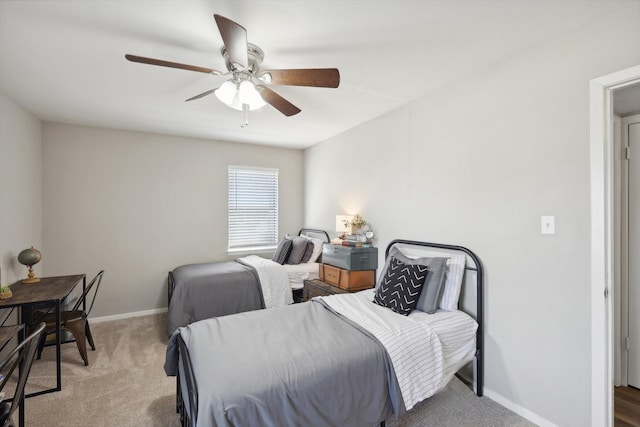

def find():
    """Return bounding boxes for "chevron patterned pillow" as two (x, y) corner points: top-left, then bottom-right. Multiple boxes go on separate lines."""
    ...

(373, 256), (429, 316)
(271, 238), (293, 265)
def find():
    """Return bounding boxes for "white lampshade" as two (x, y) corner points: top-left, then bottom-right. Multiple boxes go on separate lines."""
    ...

(216, 79), (266, 111)
(238, 80), (266, 109)
(214, 80), (237, 105)
(335, 215), (353, 233)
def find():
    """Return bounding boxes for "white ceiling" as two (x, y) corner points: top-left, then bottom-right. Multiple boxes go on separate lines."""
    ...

(0, 0), (635, 149)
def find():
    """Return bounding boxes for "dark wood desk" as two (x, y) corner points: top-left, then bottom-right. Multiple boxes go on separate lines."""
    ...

(0, 274), (86, 398)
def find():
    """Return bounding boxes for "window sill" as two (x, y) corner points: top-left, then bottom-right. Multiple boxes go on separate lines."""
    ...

(227, 246), (276, 257)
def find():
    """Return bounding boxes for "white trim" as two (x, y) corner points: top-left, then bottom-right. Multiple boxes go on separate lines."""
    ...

(89, 307), (167, 324)
(483, 388), (557, 427)
(615, 114), (625, 387)
(590, 64), (640, 427)
(227, 246), (276, 256)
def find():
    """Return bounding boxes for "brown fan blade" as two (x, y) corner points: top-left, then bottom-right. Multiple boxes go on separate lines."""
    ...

(260, 69), (340, 88)
(257, 85), (301, 117)
(214, 14), (248, 70)
(125, 54), (221, 75)
(185, 88), (218, 102)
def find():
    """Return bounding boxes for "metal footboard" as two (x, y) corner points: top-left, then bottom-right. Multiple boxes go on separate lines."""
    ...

(176, 334), (197, 427)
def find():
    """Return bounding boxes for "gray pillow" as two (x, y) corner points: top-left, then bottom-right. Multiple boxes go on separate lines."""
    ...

(376, 246), (447, 314)
(300, 240), (315, 263)
(287, 236), (308, 265)
(272, 238), (293, 265)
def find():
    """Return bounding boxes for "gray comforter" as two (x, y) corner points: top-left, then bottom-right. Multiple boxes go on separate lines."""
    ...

(165, 300), (403, 427)
(167, 260), (264, 336)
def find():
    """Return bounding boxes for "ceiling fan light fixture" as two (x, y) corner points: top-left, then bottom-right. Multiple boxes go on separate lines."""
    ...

(259, 73), (272, 84)
(238, 80), (266, 110)
(215, 79), (265, 112)
(214, 80), (237, 105)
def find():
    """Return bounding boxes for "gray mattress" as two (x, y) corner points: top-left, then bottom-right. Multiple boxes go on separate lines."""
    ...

(165, 300), (403, 427)
(167, 260), (264, 336)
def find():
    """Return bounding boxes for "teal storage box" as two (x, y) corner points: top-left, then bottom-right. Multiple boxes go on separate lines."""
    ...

(322, 244), (378, 271)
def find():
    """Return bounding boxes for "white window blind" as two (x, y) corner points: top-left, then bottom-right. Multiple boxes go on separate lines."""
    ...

(228, 166), (279, 251)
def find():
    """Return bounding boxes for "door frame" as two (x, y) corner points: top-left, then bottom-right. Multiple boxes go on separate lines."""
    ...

(622, 114), (640, 388)
(590, 64), (640, 427)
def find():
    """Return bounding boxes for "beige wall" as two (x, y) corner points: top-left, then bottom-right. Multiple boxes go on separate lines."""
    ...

(304, 4), (640, 427)
(0, 94), (42, 285)
(42, 123), (304, 318)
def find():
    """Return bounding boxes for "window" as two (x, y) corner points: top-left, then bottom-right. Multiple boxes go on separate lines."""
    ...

(228, 166), (279, 252)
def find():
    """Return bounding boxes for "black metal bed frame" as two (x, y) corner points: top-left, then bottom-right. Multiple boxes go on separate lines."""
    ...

(385, 239), (484, 397)
(174, 239), (483, 426)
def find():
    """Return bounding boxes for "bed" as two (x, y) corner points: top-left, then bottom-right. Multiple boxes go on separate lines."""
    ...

(166, 228), (330, 336)
(165, 239), (484, 427)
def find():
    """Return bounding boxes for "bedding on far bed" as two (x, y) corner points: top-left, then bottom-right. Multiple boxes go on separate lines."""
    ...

(283, 261), (320, 290)
(237, 255), (293, 308)
(167, 260), (263, 336)
(167, 255), (296, 336)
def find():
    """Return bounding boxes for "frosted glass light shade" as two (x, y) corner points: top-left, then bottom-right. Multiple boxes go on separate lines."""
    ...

(216, 80), (266, 111)
(238, 81), (266, 109)
(214, 81), (237, 105)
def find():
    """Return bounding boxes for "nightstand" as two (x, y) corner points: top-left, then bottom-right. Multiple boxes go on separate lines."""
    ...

(302, 278), (370, 302)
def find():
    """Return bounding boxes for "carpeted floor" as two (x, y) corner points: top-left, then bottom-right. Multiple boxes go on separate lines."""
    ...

(24, 313), (180, 427)
(17, 313), (536, 427)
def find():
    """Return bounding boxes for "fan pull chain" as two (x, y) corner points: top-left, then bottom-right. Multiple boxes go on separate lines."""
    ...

(241, 103), (249, 128)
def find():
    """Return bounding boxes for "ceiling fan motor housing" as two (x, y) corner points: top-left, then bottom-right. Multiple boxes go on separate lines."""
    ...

(222, 43), (264, 74)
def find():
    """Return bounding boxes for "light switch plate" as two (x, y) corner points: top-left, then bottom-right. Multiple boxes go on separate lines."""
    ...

(541, 216), (555, 235)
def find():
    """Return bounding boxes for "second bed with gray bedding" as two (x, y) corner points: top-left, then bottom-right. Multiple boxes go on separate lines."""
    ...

(167, 260), (264, 337)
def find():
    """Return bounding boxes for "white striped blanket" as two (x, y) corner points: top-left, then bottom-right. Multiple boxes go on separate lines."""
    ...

(239, 255), (293, 308)
(320, 289), (476, 410)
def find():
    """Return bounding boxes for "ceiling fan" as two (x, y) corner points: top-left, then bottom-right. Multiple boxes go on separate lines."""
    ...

(125, 14), (340, 126)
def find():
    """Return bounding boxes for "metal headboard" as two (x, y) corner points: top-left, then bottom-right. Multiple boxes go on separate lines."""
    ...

(385, 239), (484, 397)
(297, 228), (330, 243)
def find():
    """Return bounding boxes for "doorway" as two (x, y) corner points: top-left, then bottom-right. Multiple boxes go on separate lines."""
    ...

(621, 114), (640, 390)
(590, 65), (640, 427)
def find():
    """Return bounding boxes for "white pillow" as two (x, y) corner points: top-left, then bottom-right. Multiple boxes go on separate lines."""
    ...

(438, 254), (466, 311)
(386, 244), (467, 311)
(299, 235), (323, 263)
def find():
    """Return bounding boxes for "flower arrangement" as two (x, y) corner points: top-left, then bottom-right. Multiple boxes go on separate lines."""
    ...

(343, 214), (367, 234)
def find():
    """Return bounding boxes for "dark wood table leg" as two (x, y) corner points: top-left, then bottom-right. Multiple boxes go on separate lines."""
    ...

(17, 326), (25, 427)
(55, 299), (61, 391)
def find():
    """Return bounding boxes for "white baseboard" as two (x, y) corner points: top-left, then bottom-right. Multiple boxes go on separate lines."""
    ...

(484, 387), (558, 427)
(89, 307), (167, 324)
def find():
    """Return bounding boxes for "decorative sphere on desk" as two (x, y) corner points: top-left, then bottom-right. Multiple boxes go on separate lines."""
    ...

(18, 246), (41, 284)
(18, 247), (41, 266)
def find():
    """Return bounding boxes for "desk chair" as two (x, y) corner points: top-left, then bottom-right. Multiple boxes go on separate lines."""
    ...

(34, 270), (104, 366)
(0, 322), (46, 427)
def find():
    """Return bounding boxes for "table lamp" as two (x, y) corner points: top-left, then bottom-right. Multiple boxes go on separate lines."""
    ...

(18, 246), (42, 283)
